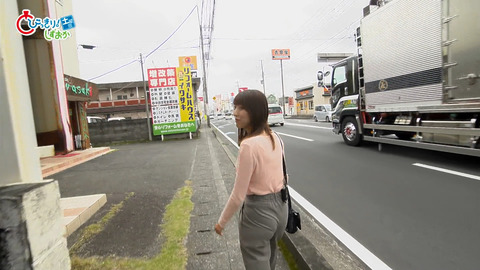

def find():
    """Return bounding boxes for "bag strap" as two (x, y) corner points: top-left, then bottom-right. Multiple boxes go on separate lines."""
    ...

(275, 132), (293, 208)
(274, 132), (288, 186)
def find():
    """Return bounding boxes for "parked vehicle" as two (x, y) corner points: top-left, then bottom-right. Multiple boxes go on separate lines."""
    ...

(217, 113), (225, 120)
(107, 117), (126, 122)
(314, 104), (332, 122)
(268, 104), (285, 126)
(225, 112), (233, 120)
(87, 116), (105, 123)
(318, 0), (480, 157)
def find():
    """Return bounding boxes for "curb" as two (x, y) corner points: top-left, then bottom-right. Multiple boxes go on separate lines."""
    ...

(42, 147), (112, 178)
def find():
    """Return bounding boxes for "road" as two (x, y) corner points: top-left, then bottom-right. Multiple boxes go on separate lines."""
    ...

(211, 117), (480, 270)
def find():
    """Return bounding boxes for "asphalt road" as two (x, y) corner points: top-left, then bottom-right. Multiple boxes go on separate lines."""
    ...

(211, 117), (480, 270)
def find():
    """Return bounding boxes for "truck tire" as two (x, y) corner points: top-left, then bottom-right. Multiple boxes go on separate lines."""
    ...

(341, 116), (362, 146)
(326, 116), (330, 122)
(314, 116), (318, 122)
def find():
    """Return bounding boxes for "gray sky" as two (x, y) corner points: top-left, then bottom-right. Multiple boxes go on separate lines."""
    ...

(73, 0), (369, 100)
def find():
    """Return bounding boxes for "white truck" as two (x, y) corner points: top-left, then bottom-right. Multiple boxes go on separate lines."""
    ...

(318, 0), (480, 157)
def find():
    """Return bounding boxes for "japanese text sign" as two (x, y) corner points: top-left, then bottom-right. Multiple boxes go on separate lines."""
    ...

(272, 49), (290, 60)
(147, 67), (196, 135)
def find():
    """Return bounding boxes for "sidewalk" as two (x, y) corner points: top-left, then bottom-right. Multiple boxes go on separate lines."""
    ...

(46, 124), (289, 269)
(186, 125), (289, 269)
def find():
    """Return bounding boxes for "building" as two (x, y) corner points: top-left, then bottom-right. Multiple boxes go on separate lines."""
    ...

(294, 84), (331, 116)
(2, 0), (87, 268)
(86, 77), (201, 120)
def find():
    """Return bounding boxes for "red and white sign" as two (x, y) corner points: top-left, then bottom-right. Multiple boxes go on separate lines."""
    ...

(272, 49), (291, 60)
(147, 68), (177, 88)
(198, 97), (204, 102)
(238, 87), (248, 93)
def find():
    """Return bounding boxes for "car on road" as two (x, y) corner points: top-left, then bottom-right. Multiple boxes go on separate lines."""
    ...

(217, 113), (225, 120)
(107, 117), (126, 122)
(87, 116), (105, 123)
(209, 114), (215, 120)
(268, 104), (284, 126)
(225, 112), (233, 120)
(314, 104), (332, 122)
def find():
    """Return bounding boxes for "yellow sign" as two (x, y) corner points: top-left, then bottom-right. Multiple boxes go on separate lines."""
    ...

(177, 67), (195, 122)
(213, 96), (216, 100)
(272, 49), (290, 60)
(179, 56), (198, 70)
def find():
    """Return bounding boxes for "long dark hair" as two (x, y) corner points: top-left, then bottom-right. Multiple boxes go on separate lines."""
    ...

(233, 90), (275, 149)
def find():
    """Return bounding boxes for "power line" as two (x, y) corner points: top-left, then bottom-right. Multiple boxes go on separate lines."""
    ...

(87, 5), (198, 82)
(88, 59), (138, 81)
(145, 5), (197, 59)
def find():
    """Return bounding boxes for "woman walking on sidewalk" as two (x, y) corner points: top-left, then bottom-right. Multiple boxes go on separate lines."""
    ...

(215, 90), (288, 270)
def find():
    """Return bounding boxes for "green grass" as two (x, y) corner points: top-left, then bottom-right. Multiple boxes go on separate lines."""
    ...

(278, 239), (299, 270)
(70, 192), (134, 254)
(71, 181), (194, 270)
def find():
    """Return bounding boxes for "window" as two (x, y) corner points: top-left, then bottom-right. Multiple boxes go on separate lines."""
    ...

(117, 95), (128, 100)
(300, 102), (304, 110)
(332, 65), (347, 87)
(268, 107), (282, 114)
(308, 101), (314, 110)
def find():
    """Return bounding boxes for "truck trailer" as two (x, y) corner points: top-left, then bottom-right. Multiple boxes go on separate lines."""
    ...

(318, 0), (480, 157)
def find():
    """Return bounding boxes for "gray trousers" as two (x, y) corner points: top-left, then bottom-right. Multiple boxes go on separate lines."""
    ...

(239, 191), (288, 270)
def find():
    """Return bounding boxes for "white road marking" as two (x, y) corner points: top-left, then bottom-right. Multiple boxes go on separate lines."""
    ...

(288, 187), (392, 270)
(276, 132), (314, 142)
(413, 163), (480, 181)
(211, 123), (239, 149)
(212, 123), (391, 269)
(225, 132), (236, 136)
(285, 122), (333, 130)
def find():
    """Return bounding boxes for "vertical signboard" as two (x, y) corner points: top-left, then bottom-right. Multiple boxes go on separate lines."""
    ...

(148, 67), (196, 135)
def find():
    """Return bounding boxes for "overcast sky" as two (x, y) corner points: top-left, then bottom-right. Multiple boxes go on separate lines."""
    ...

(73, 0), (370, 100)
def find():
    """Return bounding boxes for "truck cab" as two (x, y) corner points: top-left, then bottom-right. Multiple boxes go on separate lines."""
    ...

(318, 56), (361, 141)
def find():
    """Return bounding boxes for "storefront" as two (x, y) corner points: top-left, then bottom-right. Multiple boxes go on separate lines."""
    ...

(64, 75), (99, 149)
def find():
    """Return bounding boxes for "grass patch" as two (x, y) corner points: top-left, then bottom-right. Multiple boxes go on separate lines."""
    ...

(71, 181), (194, 270)
(70, 192), (134, 254)
(278, 239), (299, 270)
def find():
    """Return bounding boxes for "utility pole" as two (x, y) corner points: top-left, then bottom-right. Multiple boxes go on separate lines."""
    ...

(280, 59), (286, 117)
(260, 60), (266, 95)
(140, 53), (152, 141)
(199, 25), (210, 127)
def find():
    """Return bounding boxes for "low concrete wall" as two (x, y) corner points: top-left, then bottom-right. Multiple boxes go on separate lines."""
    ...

(88, 119), (150, 146)
(88, 119), (200, 146)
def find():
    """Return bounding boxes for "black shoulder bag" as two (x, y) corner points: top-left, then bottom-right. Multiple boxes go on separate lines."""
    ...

(276, 133), (301, 234)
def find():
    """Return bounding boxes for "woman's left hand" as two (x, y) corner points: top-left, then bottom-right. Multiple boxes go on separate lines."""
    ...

(215, 223), (223, 236)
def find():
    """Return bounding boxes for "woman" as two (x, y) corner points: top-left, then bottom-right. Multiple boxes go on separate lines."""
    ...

(215, 90), (288, 270)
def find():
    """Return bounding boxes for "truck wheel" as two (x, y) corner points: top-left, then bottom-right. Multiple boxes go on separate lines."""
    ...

(326, 116), (330, 122)
(314, 116), (318, 122)
(280, 123), (284, 126)
(341, 117), (362, 146)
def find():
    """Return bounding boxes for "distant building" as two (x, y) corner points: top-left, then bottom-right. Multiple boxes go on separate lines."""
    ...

(294, 84), (331, 116)
(86, 77), (201, 120)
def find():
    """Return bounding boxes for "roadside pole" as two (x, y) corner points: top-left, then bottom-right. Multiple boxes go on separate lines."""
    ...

(280, 59), (285, 117)
(199, 25), (210, 127)
(261, 60), (266, 95)
(272, 49), (290, 116)
(140, 53), (152, 141)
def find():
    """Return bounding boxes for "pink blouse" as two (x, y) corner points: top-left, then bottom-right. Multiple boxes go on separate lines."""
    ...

(217, 133), (284, 228)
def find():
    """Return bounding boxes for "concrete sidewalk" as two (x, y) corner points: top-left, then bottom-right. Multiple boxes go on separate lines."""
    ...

(47, 124), (290, 269)
(186, 125), (289, 270)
